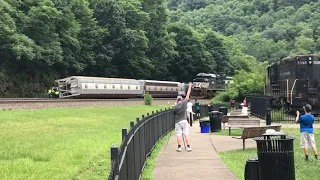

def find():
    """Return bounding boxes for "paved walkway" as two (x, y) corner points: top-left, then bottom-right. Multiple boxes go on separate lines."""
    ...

(152, 121), (239, 180)
(153, 118), (320, 180)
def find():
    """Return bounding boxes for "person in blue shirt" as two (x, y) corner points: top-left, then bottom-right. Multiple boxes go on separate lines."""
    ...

(295, 104), (318, 161)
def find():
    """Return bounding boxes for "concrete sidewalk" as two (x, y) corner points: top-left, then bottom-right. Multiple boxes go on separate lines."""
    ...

(152, 121), (238, 180)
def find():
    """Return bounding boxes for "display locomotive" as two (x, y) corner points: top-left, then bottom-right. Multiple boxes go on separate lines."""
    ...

(56, 76), (186, 98)
(265, 54), (320, 114)
(191, 73), (233, 98)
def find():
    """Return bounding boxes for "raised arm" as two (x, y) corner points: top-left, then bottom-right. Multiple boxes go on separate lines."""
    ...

(185, 82), (192, 100)
(295, 110), (300, 123)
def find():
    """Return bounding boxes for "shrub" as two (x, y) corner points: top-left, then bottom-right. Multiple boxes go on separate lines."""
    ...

(144, 93), (153, 105)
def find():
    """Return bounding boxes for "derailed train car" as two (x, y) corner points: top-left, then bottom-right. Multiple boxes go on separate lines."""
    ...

(56, 76), (186, 98)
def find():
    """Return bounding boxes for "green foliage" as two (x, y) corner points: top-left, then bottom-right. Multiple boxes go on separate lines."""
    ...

(213, 61), (268, 102)
(219, 128), (320, 180)
(0, 105), (168, 179)
(141, 131), (172, 179)
(171, 0), (320, 62)
(3, 0), (318, 98)
(167, 22), (216, 81)
(144, 92), (153, 105)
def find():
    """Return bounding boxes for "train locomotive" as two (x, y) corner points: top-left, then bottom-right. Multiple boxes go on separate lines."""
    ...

(265, 54), (320, 114)
(56, 76), (186, 98)
(191, 73), (233, 98)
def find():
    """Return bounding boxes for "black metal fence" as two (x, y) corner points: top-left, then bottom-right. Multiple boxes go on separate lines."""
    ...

(246, 95), (320, 123)
(108, 104), (210, 180)
(246, 95), (271, 119)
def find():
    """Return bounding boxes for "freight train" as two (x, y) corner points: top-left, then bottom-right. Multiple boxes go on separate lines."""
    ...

(191, 73), (233, 98)
(265, 54), (320, 113)
(56, 76), (186, 98)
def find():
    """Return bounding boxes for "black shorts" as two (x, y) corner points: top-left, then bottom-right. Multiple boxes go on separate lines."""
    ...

(196, 110), (200, 113)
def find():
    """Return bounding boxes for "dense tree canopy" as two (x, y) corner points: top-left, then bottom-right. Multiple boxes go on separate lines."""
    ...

(0, 0), (319, 98)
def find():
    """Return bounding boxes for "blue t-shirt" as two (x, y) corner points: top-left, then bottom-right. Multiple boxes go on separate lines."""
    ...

(298, 114), (314, 133)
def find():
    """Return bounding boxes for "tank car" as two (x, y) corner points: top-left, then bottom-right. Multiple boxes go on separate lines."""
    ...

(140, 80), (186, 98)
(56, 76), (143, 98)
(265, 54), (320, 114)
(56, 76), (186, 99)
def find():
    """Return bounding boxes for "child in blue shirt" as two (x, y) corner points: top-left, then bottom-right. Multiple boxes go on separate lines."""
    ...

(295, 104), (318, 161)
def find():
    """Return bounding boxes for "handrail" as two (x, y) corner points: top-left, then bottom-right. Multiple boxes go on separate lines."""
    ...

(290, 79), (298, 104)
(286, 79), (289, 102)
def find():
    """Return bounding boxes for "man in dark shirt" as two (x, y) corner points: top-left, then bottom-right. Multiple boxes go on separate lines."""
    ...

(295, 104), (318, 160)
(194, 98), (200, 119)
(173, 82), (192, 152)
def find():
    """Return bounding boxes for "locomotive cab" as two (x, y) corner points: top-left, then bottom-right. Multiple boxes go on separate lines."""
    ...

(266, 54), (320, 114)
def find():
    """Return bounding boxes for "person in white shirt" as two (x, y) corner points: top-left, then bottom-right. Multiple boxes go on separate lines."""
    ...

(240, 103), (248, 115)
(186, 100), (195, 124)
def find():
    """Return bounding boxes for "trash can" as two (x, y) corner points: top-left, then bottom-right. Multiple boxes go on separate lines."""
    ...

(199, 119), (210, 133)
(208, 111), (222, 132)
(219, 106), (228, 115)
(244, 157), (259, 180)
(254, 132), (295, 180)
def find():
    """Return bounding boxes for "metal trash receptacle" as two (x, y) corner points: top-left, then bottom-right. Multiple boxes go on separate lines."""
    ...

(254, 132), (295, 180)
(219, 106), (228, 115)
(244, 157), (259, 180)
(208, 111), (222, 132)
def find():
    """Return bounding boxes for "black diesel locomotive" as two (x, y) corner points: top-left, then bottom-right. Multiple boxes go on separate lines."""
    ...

(265, 54), (320, 114)
(191, 73), (233, 99)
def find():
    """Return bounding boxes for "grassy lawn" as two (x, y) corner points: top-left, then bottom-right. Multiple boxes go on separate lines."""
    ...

(215, 128), (320, 180)
(141, 131), (172, 180)
(0, 105), (169, 180)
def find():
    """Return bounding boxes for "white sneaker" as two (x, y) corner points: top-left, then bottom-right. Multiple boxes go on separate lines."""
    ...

(187, 147), (192, 152)
(176, 147), (182, 152)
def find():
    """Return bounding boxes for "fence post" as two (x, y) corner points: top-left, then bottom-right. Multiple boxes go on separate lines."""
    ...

(122, 128), (127, 141)
(110, 145), (119, 176)
(156, 110), (159, 140)
(266, 108), (271, 125)
(190, 112), (193, 126)
(130, 121), (134, 129)
(136, 117), (139, 123)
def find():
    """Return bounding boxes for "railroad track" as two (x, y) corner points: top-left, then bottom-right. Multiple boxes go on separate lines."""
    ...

(0, 98), (177, 103)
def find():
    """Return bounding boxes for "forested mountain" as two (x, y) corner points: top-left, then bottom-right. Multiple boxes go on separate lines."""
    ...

(169, 0), (320, 62)
(0, 0), (319, 97)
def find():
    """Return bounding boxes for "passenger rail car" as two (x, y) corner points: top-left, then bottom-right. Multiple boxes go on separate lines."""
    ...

(265, 54), (320, 114)
(56, 76), (186, 99)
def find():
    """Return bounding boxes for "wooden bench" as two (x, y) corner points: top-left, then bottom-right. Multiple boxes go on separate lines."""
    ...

(229, 111), (243, 115)
(228, 118), (261, 135)
(222, 115), (249, 129)
(232, 125), (282, 150)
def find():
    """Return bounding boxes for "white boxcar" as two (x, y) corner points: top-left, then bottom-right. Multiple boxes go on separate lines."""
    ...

(56, 76), (143, 98)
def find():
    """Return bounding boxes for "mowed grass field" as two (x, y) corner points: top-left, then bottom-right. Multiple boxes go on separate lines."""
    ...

(216, 128), (320, 180)
(0, 105), (169, 180)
